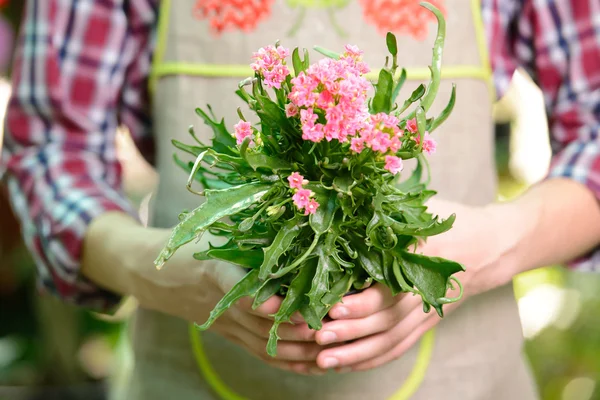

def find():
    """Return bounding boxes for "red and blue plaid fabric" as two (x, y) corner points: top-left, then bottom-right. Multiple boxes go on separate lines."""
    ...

(2, 0), (599, 309)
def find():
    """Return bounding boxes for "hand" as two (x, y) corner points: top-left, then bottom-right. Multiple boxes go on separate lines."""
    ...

(312, 199), (521, 372)
(83, 212), (325, 375)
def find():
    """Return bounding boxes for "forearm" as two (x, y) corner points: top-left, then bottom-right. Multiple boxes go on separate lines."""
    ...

(81, 211), (226, 313)
(81, 211), (159, 297)
(500, 178), (600, 273)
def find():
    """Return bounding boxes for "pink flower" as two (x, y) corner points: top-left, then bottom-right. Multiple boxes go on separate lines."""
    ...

(293, 189), (313, 209)
(234, 120), (253, 145)
(384, 155), (404, 175)
(389, 136), (401, 153)
(285, 103), (299, 118)
(304, 199), (320, 215)
(287, 172), (307, 190)
(406, 118), (418, 133)
(344, 44), (364, 59)
(250, 45), (291, 89)
(421, 132), (437, 155)
(370, 131), (392, 153)
(351, 137), (365, 153)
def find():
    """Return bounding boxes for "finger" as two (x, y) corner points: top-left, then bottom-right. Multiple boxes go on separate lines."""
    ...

(328, 284), (397, 320)
(316, 294), (421, 345)
(316, 300), (429, 369)
(231, 307), (315, 342)
(219, 333), (301, 373)
(351, 312), (440, 372)
(237, 295), (283, 320)
(233, 324), (326, 362)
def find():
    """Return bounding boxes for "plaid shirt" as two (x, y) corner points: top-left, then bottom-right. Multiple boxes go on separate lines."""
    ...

(2, 0), (600, 309)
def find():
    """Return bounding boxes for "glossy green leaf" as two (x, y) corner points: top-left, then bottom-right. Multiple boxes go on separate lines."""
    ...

(352, 237), (385, 282)
(252, 278), (285, 310)
(258, 218), (302, 280)
(195, 107), (237, 155)
(416, 2), (446, 113)
(154, 183), (271, 268)
(309, 190), (338, 236)
(386, 32), (398, 56)
(193, 248), (264, 269)
(371, 69), (394, 114)
(292, 47), (307, 76)
(313, 45), (341, 60)
(396, 84), (426, 115)
(267, 260), (317, 356)
(391, 68), (407, 105)
(429, 83), (456, 132)
(386, 213), (455, 237)
(196, 269), (263, 330)
(307, 236), (340, 310)
(398, 250), (464, 317)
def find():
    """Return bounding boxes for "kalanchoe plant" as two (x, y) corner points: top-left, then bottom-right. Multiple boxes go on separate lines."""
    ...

(155, 2), (463, 357)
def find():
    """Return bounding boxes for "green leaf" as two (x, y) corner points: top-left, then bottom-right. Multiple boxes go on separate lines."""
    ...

(309, 190), (338, 236)
(193, 248), (264, 269)
(396, 84), (426, 115)
(313, 45), (341, 60)
(371, 69), (394, 114)
(382, 251), (402, 295)
(313, 268), (358, 319)
(267, 259), (317, 356)
(172, 139), (205, 157)
(307, 237), (340, 311)
(255, 95), (295, 133)
(154, 183), (272, 268)
(292, 47), (307, 76)
(352, 237), (384, 282)
(416, 2), (446, 113)
(299, 303), (322, 330)
(391, 68), (407, 105)
(429, 83), (456, 132)
(252, 278), (285, 310)
(196, 269), (263, 330)
(398, 250), (464, 317)
(386, 32), (398, 56)
(242, 151), (293, 173)
(195, 107), (237, 155)
(258, 218), (302, 280)
(386, 213), (456, 237)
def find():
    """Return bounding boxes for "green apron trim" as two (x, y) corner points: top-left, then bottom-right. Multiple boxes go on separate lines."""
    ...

(151, 62), (491, 84)
(152, 0), (496, 398)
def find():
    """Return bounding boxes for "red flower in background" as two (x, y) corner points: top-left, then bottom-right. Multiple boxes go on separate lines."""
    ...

(358, 0), (446, 41)
(194, 0), (275, 35)
(0, 0), (8, 8)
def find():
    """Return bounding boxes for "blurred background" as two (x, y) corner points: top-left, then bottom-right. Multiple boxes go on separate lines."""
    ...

(1, 2), (599, 400)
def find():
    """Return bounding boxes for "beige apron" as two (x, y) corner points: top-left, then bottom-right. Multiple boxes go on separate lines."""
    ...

(121, 1), (539, 399)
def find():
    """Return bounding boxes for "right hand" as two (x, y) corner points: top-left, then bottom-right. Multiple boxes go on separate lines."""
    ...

(129, 227), (328, 375)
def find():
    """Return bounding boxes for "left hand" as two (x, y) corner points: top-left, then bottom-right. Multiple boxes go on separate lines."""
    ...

(313, 198), (522, 372)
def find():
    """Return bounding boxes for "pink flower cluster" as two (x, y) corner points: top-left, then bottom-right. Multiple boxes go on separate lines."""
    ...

(287, 172), (319, 215)
(288, 45), (372, 143)
(349, 112), (405, 174)
(251, 45), (291, 89)
(234, 120), (254, 145)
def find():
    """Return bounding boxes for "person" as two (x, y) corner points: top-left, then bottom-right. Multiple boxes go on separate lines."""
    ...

(2, 0), (599, 399)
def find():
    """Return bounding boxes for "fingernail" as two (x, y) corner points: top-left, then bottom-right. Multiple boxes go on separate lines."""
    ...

(322, 357), (339, 369)
(319, 331), (337, 345)
(309, 367), (326, 376)
(330, 306), (349, 319)
(337, 367), (352, 374)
